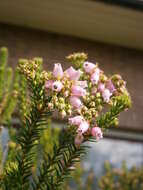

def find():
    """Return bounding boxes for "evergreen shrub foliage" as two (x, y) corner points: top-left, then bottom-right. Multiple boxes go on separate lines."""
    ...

(99, 161), (143, 190)
(0, 47), (19, 124)
(64, 161), (143, 190)
(0, 50), (131, 190)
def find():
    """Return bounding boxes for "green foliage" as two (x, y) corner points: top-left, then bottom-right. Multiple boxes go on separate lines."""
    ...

(32, 127), (86, 190)
(64, 161), (143, 190)
(99, 161), (143, 190)
(0, 140), (3, 175)
(64, 163), (95, 190)
(18, 74), (29, 122)
(97, 94), (131, 129)
(66, 52), (88, 69)
(0, 47), (19, 124)
(0, 52), (131, 190)
(1, 58), (52, 190)
(0, 47), (19, 180)
(40, 122), (60, 155)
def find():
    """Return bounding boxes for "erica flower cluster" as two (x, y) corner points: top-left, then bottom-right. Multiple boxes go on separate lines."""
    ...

(45, 63), (86, 118)
(45, 53), (130, 147)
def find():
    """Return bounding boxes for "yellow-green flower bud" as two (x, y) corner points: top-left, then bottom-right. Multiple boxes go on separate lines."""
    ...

(82, 106), (88, 112)
(58, 103), (65, 110)
(59, 97), (65, 103)
(67, 104), (72, 110)
(89, 101), (96, 107)
(67, 109), (72, 115)
(98, 105), (103, 111)
(96, 98), (102, 104)
(8, 141), (16, 149)
(60, 110), (67, 118)
(96, 92), (101, 98)
(90, 95), (95, 100)
(113, 118), (119, 126)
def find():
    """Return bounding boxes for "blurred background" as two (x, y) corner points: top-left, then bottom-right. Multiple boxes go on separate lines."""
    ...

(0, 0), (143, 189)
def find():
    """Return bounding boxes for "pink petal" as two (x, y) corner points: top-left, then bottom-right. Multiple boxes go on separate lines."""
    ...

(102, 89), (112, 103)
(71, 85), (86, 97)
(77, 121), (89, 134)
(91, 87), (97, 95)
(52, 81), (63, 92)
(45, 80), (53, 89)
(106, 80), (116, 93)
(68, 116), (84, 126)
(91, 72), (100, 85)
(83, 61), (96, 74)
(53, 63), (63, 78)
(70, 96), (82, 108)
(64, 66), (82, 81)
(91, 127), (103, 140)
(98, 83), (105, 92)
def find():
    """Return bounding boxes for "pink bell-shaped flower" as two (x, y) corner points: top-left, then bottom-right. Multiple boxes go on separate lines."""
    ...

(90, 69), (100, 84)
(91, 127), (103, 140)
(45, 80), (53, 89)
(71, 85), (86, 97)
(106, 80), (116, 93)
(64, 66), (82, 81)
(83, 61), (96, 74)
(53, 63), (63, 78)
(102, 89), (112, 103)
(98, 83), (105, 92)
(69, 115), (84, 126)
(77, 121), (89, 134)
(69, 96), (82, 108)
(52, 81), (63, 92)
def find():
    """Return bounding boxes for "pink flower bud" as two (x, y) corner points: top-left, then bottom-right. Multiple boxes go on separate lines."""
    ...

(70, 96), (82, 108)
(71, 85), (86, 97)
(74, 133), (84, 148)
(53, 63), (63, 78)
(83, 61), (96, 74)
(102, 89), (112, 103)
(106, 80), (116, 93)
(98, 83), (105, 92)
(90, 69), (100, 84)
(64, 90), (69, 97)
(91, 127), (103, 140)
(45, 80), (53, 89)
(91, 87), (97, 95)
(77, 121), (89, 134)
(75, 81), (88, 88)
(52, 81), (63, 92)
(64, 66), (82, 81)
(69, 116), (84, 126)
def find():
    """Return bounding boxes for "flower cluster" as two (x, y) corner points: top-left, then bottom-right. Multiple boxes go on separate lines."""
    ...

(45, 54), (130, 148)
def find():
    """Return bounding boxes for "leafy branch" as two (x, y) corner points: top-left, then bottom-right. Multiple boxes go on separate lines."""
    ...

(32, 127), (87, 190)
(97, 94), (131, 129)
(2, 58), (51, 190)
(0, 51), (131, 190)
(0, 47), (19, 125)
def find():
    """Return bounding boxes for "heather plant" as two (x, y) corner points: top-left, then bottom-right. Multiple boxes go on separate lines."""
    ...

(0, 47), (19, 125)
(64, 161), (143, 190)
(99, 161), (143, 190)
(0, 47), (19, 176)
(0, 52), (131, 190)
(64, 163), (95, 190)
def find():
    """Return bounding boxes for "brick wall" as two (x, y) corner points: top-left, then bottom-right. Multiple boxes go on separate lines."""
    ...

(0, 23), (142, 132)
